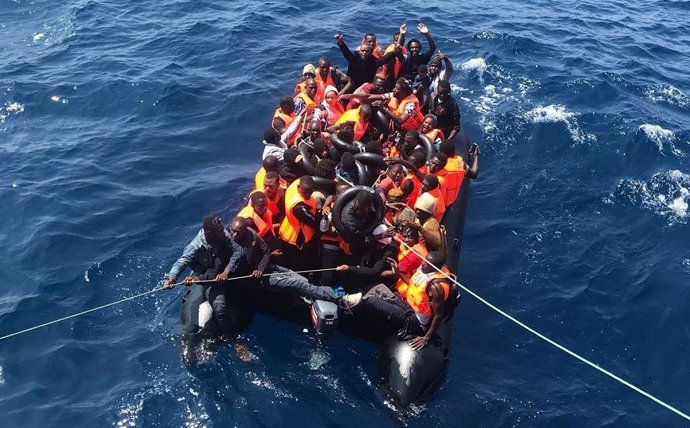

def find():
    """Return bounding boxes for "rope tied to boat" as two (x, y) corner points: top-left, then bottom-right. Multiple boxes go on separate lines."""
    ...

(0, 267), (338, 342)
(391, 228), (690, 422)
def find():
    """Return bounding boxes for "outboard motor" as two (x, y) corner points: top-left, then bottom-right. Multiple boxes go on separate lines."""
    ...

(310, 300), (339, 334)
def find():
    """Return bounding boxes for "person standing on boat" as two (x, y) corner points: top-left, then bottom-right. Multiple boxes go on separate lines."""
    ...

(334, 32), (398, 90)
(427, 52), (453, 93)
(162, 216), (245, 336)
(401, 23), (436, 83)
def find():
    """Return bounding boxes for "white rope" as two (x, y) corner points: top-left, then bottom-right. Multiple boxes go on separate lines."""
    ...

(393, 234), (690, 421)
(0, 286), (166, 341)
(0, 267), (338, 342)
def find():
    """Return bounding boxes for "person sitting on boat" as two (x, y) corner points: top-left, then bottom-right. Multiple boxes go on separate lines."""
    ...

(438, 140), (480, 206)
(321, 85), (346, 126)
(401, 23), (436, 83)
(408, 192), (446, 255)
(262, 171), (286, 227)
(375, 163), (406, 199)
(336, 224), (398, 290)
(345, 75), (387, 110)
(418, 114), (445, 147)
(428, 80), (461, 141)
(294, 78), (318, 116)
(330, 104), (372, 142)
(342, 251), (450, 350)
(384, 187), (416, 228)
(341, 78), (424, 133)
(162, 216), (245, 336)
(278, 176), (323, 271)
(395, 226), (429, 280)
(419, 174), (445, 222)
(424, 152), (450, 206)
(361, 32), (382, 58)
(262, 108), (307, 161)
(237, 191), (282, 252)
(229, 217), (343, 303)
(412, 64), (432, 111)
(334, 32), (398, 90)
(272, 96), (296, 131)
(315, 57), (352, 100)
(279, 147), (308, 185)
(336, 152), (358, 184)
(427, 52), (453, 94)
(340, 190), (379, 251)
(254, 155), (281, 191)
(293, 64), (317, 97)
(319, 182), (354, 286)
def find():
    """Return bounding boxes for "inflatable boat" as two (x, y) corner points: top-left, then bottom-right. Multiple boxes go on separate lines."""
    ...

(177, 119), (473, 406)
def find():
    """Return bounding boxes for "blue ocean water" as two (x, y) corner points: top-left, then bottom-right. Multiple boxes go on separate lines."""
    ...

(1, 0), (689, 426)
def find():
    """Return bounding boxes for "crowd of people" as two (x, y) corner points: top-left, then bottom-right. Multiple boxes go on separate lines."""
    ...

(163, 23), (480, 351)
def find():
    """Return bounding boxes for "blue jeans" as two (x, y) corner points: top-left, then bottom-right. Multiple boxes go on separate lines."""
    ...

(203, 283), (232, 335)
(262, 264), (339, 302)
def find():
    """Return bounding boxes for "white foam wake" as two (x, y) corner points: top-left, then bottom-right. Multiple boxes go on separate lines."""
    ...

(638, 124), (683, 157)
(645, 84), (689, 109)
(455, 57), (537, 139)
(524, 105), (596, 144)
(609, 170), (690, 224)
(0, 101), (25, 124)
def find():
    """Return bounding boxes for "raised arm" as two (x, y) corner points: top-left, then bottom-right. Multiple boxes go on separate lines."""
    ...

(438, 52), (453, 81)
(417, 23), (436, 60)
(335, 33), (355, 62)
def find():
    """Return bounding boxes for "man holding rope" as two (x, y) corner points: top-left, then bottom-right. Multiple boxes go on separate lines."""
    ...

(163, 216), (244, 335)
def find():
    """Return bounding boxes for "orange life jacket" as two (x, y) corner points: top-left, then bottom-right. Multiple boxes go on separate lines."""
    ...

(423, 128), (445, 144)
(442, 155), (465, 206)
(335, 107), (368, 141)
(294, 92), (316, 116)
(400, 266), (451, 326)
(381, 43), (405, 83)
(238, 204), (273, 238)
(278, 179), (317, 248)
(387, 93), (424, 131)
(314, 69), (337, 105)
(272, 108), (295, 129)
(426, 188), (446, 222)
(255, 168), (288, 192)
(264, 187), (285, 222)
(433, 169), (450, 207)
(404, 173), (422, 208)
(395, 242), (428, 292)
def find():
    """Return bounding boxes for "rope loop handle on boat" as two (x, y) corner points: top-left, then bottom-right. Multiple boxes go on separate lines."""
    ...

(391, 227), (690, 422)
(0, 267), (338, 342)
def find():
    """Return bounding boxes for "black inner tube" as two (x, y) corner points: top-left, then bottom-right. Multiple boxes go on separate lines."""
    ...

(332, 185), (385, 240)
(331, 133), (362, 154)
(310, 176), (336, 195)
(418, 134), (437, 162)
(298, 142), (316, 175)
